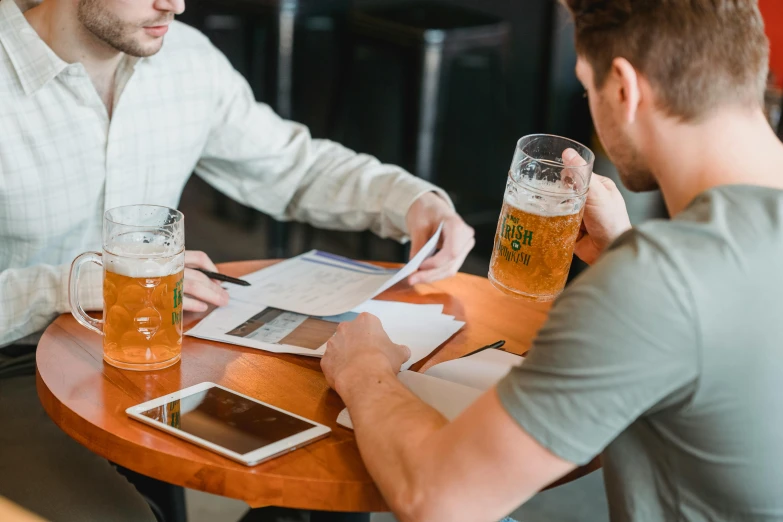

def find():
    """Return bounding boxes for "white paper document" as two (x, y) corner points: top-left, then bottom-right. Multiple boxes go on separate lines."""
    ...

(186, 299), (463, 371)
(336, 348), (524, 430)
(423, 348), (524, 391)
(227, 224), (443, 317)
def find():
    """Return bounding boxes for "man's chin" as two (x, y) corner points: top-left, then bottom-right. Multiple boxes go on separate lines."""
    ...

(124, 39), (165, 58)
(619, 170), (659, 193)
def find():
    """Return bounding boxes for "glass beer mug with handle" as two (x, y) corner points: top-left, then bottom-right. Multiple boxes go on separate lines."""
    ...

(489, 134), (594, 301)
(69, 205), (185, 371)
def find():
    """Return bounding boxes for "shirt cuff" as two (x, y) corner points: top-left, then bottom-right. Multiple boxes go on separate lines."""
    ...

(383, 176), (455, 242)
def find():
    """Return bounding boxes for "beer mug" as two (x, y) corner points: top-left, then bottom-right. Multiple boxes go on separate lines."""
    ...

(70, 205), (185, 371)
(489, 134), (594, 301)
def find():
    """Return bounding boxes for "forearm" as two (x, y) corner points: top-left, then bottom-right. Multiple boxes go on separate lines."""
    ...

(324, 313), (576, 522)
(0, 263), (102, 347)
(338, 367), (447, 516)
(284, 139), (452, 240)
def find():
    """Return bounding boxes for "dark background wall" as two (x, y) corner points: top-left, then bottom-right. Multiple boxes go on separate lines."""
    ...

(180, 0), (592, 263)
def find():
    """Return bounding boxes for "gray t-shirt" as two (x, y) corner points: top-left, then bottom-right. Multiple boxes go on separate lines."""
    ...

(497, 185), (783, 522)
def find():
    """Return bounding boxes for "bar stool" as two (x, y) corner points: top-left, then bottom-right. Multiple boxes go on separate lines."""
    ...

(332, 1), (510, 185)
(329, 2), (510, 259)
(180, 0), (352, 257)
(184, 0), (350, 120)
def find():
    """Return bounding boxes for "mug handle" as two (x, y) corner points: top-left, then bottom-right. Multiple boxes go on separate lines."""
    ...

(69, 252), (104, 336)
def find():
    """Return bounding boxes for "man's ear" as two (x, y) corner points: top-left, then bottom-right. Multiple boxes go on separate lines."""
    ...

(609, 57), (642, 124)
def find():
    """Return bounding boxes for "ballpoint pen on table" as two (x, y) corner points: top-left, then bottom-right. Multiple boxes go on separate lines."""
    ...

(193, 268), (251, 287)
(459, 340), (507, 359)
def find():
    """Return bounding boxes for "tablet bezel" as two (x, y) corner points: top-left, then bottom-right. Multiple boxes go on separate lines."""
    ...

(126, 382), (331, 466)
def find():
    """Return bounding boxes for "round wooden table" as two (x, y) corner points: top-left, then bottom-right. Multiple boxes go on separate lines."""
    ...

(36, 260), (598, 512)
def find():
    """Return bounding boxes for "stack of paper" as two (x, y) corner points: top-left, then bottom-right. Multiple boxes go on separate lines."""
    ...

(186, 299), (463, 370)
(227, 225), (443, 317)
(186, 225), (463, 367)
(336, 348), (524, 429)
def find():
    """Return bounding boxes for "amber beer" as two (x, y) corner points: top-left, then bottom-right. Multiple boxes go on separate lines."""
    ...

(489, 134), (594, 301)
(70, 205), (186, 371)
(102, 250), (184, 370)
(489, 197), (583, 300)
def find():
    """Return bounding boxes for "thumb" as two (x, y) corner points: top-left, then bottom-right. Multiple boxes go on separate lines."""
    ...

(562, 148), (586, 167)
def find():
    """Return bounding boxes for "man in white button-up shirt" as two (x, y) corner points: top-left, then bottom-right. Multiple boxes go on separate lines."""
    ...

(0, 0), (476, 519)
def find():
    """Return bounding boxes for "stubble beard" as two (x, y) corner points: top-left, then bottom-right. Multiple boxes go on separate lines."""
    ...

(595, 100), (659, 193)
(77, 0), (168, 58)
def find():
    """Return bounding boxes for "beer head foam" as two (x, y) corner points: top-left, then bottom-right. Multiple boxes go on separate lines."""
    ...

(506, 178), (584, 217)
(105, 243), (184, 278)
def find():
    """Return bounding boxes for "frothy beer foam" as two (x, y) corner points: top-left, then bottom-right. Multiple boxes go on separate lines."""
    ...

(105, 243), (184, 278)
(507, 178), (583, 218)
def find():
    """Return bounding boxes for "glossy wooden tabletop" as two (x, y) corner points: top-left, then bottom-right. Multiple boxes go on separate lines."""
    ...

(36, 260), (598, 511)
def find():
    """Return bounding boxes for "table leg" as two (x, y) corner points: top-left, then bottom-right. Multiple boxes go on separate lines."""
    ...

(114, 466), (187, 522)
(311, 511), (371, 522)
(239, 507), (370, 522)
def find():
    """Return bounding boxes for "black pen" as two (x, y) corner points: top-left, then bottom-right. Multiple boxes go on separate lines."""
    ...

(459, 340), (506, 359)
(193, 268), (251, 286)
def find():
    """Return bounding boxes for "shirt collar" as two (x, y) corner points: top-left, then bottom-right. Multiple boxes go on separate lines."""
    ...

(0, 0), (68, 95)
(0, 0), (147, 96)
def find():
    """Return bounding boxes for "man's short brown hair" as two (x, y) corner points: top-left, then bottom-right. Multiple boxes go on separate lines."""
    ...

(564, 0), (769, 121)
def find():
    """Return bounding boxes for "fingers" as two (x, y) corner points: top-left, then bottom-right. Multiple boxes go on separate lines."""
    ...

(409, 218), (475, 285)
(351, 314), (411, 369)
(409, 236), (475, 285)
(343, 312), (383, 334)
(182, 251), (230, 312)
(323, 313), (411, 388)
(561, 148), (591, 192)
(562, 147), (587, 167)
(584, 174), (608, 202)
(184, 250), (219, 273)
(589, 173), (617, 195)
(358, 312), (382, 326)
(584, 173), (623, 211)
(333, 312), (377, 338)
(183, 267), (229, 311)
(183, 296), (209, 313)
(594, 173), (618, 190)
(396, 343), (412, 364)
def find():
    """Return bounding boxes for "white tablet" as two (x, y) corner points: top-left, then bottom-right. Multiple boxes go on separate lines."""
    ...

(126, 382), (331, 466)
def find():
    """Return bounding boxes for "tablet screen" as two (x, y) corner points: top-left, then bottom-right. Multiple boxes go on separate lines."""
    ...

(139, 386), (316, 455)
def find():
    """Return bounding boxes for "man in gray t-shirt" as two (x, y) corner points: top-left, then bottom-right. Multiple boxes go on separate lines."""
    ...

(497, 184), (783, 520)
(319, 1), (783, 521)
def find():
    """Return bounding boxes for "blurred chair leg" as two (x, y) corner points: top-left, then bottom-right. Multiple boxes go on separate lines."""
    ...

(300, 223), (316, 253)
(358, 231), (373, 260)
(238, 507), (369, 522)
(268, 219), (290, 258)
(114, 466), (187, 522)
(326, 26), (356, 142)
(412, 40), (447, 185)
(238, 507), (308, 522)
(311, 511), (370, 522)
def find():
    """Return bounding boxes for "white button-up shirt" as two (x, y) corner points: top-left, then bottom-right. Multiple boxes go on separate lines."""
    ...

(0, 0), (446, 347)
